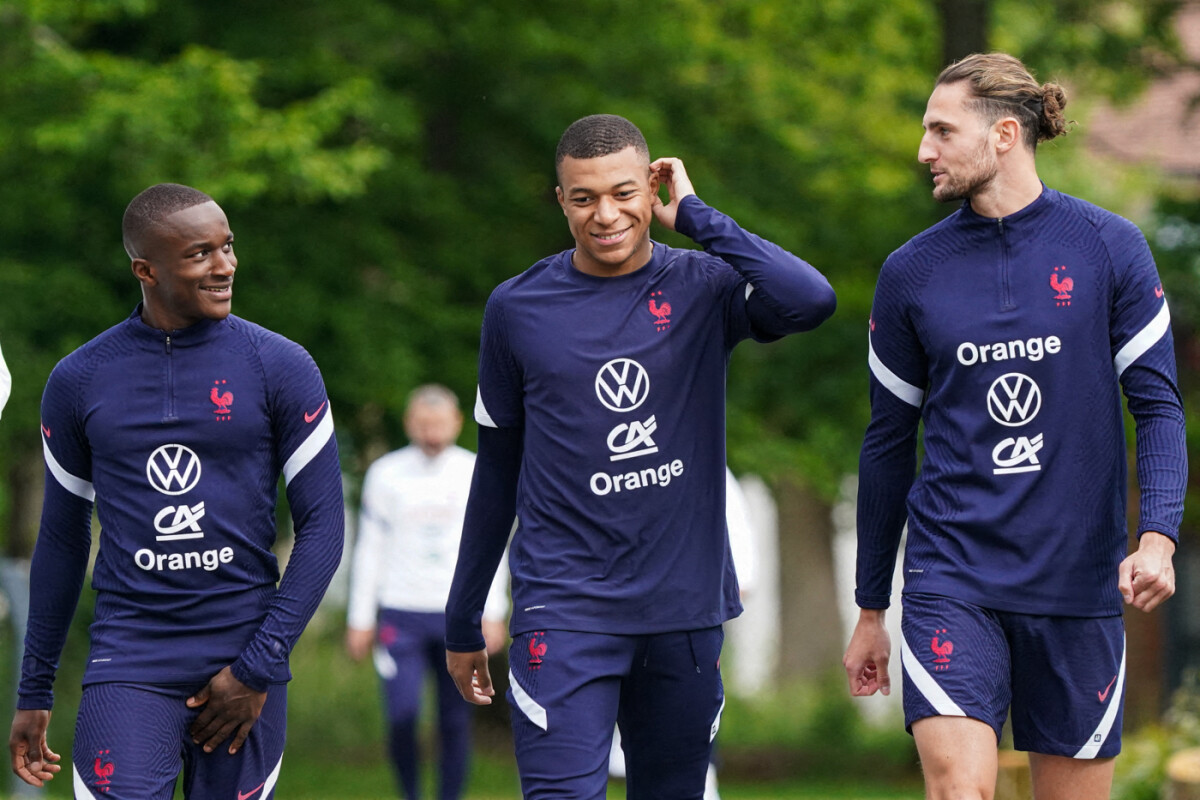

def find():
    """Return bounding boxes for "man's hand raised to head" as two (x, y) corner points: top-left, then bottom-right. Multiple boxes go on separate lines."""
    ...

(649, 158), (697, 232)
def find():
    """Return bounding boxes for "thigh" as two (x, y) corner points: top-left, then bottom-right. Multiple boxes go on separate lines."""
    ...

(181, 682), (288, 800)
(377, 608), (438, 720)
(507, 629), (631, 800)
(911, 716), (999, 799)
(1006, 614), (1125, 759)
(1028, 752), (1115, 800)
(73, 683), (187, 800)
(900, 593), (1010, 742)
(619, 627), (725, 800)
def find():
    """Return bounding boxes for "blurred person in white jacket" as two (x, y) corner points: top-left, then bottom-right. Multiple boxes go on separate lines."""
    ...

(346, 385), (508, 800)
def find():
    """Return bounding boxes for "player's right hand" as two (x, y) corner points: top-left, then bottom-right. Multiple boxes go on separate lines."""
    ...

(843, 609), (892, 697)
(345, 626), (375, 661)
(9, 709), (61, 787)
(446, 649), (494, 705)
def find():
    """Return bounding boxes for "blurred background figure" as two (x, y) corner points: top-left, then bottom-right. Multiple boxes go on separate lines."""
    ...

(346, 384), (508, 800)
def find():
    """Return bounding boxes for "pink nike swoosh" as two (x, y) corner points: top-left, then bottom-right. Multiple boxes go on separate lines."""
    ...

(237, 782), (265, 800)
(1098, 675), (1117, 703)
(1155, 286), (1164, 298)
(41, 424), (51, 438)
(303, 400), (327, 424)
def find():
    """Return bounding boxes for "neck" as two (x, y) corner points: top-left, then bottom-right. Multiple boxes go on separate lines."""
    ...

(968, 164), (1043, 220)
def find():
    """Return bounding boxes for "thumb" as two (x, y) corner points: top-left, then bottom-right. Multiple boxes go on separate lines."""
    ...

(186, 686), (210, 708)
(1118, 557), (1135, 604)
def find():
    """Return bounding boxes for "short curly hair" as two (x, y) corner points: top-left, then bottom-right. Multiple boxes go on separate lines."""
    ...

(122, 183), (214, 259)
(555, 114), (649, 182)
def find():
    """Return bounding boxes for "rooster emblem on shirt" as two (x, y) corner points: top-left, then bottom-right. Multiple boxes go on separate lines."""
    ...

(1050, 265), (1073, 306)
(211, 379), (233, 416)
(648, 291), (671, 331)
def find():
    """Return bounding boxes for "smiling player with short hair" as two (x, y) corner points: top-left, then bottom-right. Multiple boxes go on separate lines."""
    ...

(445, 114), (836, 799)
(9, 183), (344, 799)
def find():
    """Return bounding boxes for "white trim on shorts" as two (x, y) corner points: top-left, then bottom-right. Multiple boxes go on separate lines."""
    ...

(509, 668), (548, 731)
(901, 633), (967, 718)
(1073, 632), (1126, 759)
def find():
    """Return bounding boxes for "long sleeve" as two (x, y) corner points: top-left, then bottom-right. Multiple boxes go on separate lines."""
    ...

(675, 194), (836, 338)
(230, 349), (345, 692)
(445, 425), (521, 651)
(19, 364), (95, 709)
(1106, 220), (1187, 542)
(855, 257), (926, 609)
(345, 464), (388, 630)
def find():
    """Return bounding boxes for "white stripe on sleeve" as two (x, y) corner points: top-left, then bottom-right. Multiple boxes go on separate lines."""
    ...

(43, 434), (95, 501)
(283, 404), (334, 486)
(475, 386), (497, 428)
(1114, 301), (1170, 378)
(869, 338), (925, 408)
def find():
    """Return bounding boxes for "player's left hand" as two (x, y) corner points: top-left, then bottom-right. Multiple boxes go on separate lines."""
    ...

(1119, 531), (1176, 612)
(649, 157), (696, 232)
(186, 666), (268, 755)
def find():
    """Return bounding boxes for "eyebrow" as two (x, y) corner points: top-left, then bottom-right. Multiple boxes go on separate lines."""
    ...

(567, 179), (639, 195)
(183, 232), (234, 251)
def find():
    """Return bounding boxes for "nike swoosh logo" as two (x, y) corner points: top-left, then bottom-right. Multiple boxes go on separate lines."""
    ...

(238, 782), (265, 800)
(1155, 285), (1164, 298)
(40, 423), (51, 438)
(304, 400), (327, 424)
(1098, 675), (1117, 703)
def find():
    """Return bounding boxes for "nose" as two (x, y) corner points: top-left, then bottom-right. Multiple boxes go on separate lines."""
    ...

(594, 195), (620, 225)
(918, 132), (936, 164)
(214, 248), (237, 275)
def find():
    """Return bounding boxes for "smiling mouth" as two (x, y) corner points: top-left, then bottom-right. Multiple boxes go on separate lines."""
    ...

(593, 228), (630, 244)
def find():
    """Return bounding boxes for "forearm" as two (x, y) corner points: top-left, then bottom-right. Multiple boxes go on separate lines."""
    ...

(232, 455), (344, 691)
(445, 425), (522, 652)
(855, 396), (920, 609)
(1125, 369), (1187, 541)
(675, 195), (836, 335)
(19, 480), (93, 708)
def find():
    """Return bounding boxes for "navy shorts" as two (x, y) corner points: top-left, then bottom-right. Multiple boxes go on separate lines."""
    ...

(900, 593), (1125, 758)
(72, 681), (287, 800)
(507, 627), (725, 800)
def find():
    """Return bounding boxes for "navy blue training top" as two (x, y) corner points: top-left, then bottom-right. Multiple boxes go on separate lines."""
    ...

(856, 187), (1186, 617)
(19, 309), (344, 708)
(446, 195), (836, 649)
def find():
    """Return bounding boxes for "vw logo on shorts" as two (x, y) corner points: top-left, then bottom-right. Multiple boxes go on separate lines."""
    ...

(146, 444), (202, 495)
(986, 373), (1042, 427)
(595, 358), (650, 413)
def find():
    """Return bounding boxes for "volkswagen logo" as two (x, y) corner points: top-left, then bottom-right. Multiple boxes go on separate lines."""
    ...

(986, 373), (1041, 427)
(146, 444), (202, 495)
(595, 358), (650, 413)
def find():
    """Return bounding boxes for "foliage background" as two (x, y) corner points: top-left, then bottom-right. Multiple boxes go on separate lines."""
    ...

(1, 0), (1198, 796)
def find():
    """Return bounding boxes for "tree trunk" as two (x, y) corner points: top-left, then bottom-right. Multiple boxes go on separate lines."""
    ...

(774, 476), (841, 680)
(4, 447), (42, 559)
(937, 0), (990, 68)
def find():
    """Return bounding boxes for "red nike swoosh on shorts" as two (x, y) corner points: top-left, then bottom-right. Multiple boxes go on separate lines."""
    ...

(41, 424), (51, 437)
(303, 400), (327, 424)
(237, 782), (265, 800)
(1098, 675), (1117, 703)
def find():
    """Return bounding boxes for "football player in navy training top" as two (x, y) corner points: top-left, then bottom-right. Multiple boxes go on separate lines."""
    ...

(844, 54), (1186, 800)
(8, 183), (344, 799)
(444, 114), (836, 799)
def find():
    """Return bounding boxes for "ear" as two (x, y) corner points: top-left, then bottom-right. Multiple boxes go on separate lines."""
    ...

(648, 165), (660, 195)
(131, 258), (157, 287)
(555, 185), (567, 216)
(993, 116), (1022, 155)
